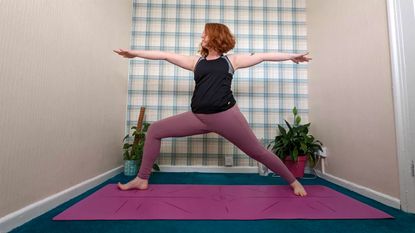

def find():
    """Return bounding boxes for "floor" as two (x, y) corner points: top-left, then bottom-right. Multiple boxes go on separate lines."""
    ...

(9, 172), (415, 233)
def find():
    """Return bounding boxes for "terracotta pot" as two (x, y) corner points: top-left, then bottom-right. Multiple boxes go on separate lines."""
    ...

(283, 156), (307, 178)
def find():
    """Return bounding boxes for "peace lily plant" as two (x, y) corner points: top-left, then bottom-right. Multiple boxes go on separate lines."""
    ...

(267, 107), (323, 177)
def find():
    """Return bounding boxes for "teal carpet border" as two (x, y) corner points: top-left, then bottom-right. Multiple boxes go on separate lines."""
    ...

(10, 172), (415, 233)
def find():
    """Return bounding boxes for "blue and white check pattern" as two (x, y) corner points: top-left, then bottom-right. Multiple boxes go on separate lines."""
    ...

(127, 0), (308, 167)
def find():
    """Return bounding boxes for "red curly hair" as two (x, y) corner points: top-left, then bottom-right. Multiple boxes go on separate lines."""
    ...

(199, 23), (236, 57)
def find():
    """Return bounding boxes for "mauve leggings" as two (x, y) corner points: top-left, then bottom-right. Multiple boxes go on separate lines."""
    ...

(137, 104), (296, 184)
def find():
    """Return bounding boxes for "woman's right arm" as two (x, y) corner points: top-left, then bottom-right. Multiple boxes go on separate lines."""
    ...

(113, 49), (199, 72)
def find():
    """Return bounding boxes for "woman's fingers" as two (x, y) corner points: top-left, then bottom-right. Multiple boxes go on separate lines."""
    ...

(291, 53), (312, 63)
(296, 53), (312, 62)
(113, 49), (131, 58)
(113, 49), (127, 54)
(113, 49), (124, 55)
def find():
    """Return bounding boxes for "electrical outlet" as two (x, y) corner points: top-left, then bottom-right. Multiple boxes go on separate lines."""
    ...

(225, 155), (233, 166)
(318, 146), (328, 158)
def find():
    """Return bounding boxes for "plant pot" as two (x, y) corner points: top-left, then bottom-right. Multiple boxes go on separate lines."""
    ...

(124, 160), (138, 176)
(283, 156), (307, 178)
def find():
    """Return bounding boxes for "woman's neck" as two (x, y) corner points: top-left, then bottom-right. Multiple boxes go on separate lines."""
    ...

(206, 50), (221, 60)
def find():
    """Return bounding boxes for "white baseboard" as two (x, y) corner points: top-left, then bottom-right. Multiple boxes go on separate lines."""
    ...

(158, 165), (258, 173)
(314, 169), (401, 209)
(157, 165), (314, 175)
(0, 166), (123, 233)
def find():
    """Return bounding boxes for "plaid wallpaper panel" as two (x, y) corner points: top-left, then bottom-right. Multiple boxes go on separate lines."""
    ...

(127, 0), (308, 167)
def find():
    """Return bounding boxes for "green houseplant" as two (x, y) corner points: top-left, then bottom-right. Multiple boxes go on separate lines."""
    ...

(267, 107), (323, 177)
(122, 122), (160, 176)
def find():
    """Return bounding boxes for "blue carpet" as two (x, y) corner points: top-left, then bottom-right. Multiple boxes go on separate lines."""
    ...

(10, 172), (415, 233)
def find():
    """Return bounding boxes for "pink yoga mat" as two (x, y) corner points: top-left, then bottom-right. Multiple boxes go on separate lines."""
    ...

(53, 184), (393, 220)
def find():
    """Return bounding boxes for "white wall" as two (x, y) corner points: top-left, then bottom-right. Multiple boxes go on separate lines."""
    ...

(0, 0), (132, 217)
(307, 0), (399, 198)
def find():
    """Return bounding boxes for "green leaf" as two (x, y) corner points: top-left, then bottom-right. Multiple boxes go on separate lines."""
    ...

(300, 142), (307, 153)
(278, 125), (287, 135)
(152, 164), (160, 171)
(123, 134), (129, 142)
(123, 150), (129, 160)
(292, 147), (298, 161)
(267, 141), (274, 150)
(277, 150), (285, 160)
(293, 106), (298, 116)
(295, 116), (301, 126)
(308, 154), (315, 167)
(285, 120), (292, 131)
(282, 138), (288, 145)
(143, 122), (150, 132)
(131, 126), (137, 130)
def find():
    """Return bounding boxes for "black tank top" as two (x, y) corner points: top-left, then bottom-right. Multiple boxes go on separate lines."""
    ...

(191, 55), (237, 113)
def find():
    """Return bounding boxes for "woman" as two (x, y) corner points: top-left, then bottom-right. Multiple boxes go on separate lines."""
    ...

(114, 23), (311, 196)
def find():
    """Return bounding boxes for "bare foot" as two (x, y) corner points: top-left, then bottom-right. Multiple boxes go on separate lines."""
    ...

(117, 177), (149, 191)
(290, 180), (307, 197)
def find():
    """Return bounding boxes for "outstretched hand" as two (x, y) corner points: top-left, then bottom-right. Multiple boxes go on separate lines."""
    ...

(291, 52), (312, 64)
(113, 49), (136, 58)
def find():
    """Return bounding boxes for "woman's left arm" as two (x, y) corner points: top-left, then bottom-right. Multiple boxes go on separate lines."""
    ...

(229, 52), (311, 71)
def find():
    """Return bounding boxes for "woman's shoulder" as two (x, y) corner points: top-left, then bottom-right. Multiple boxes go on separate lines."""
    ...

(222, 54), (236, 72)
(192, 55), (205, 72)
(224, 53), (236, 61)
